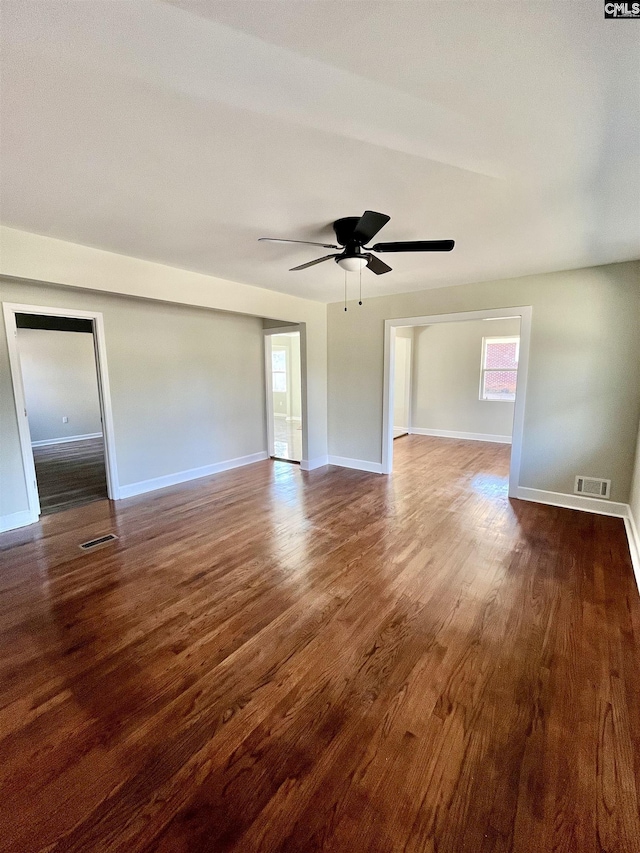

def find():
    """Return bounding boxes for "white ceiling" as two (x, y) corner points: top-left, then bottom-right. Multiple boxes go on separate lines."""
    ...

(1, 1), (639, 303)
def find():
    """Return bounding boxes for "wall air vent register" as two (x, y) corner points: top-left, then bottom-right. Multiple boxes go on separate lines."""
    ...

(574, 476), (611, 499)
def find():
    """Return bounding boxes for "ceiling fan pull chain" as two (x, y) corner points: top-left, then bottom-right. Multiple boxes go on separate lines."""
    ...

(344, 270), (348, 312)
(359, 266), (363, 306)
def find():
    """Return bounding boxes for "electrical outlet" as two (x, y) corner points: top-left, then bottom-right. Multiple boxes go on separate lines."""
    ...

(62, 416), (69, 423)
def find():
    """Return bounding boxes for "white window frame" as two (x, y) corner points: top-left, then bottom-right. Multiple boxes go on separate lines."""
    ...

(271, 346), (288, 394)
(480, 336), (520, 402)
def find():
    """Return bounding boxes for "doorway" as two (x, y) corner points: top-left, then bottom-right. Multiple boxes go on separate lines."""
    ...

(264, 329), (303, 463)
(382, 306), (532, 498)
(3, 303), (119, 523)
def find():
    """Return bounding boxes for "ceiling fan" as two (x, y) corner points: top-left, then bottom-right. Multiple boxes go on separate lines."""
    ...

(259, 210), (454, 275)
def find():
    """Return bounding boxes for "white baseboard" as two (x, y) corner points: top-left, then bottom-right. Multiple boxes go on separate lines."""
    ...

(512, 486), (629, 519)
(328, 455), (384, 474)
(117, 451), (269, 499)
(508, 487), (640, 593)
(31, 432), (103, 447)
(410, 427), (512, 444)
(0, 509), (38, 533)
(624, 512), (640, 594)
(300, 456), (328, 471)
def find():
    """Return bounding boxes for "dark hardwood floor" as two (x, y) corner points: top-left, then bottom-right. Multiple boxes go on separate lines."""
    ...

(33, 437), (108, 514)
(0, 436), (638, 852)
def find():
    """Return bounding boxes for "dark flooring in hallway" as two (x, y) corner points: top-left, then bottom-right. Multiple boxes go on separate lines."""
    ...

(33, 437), (108, 514)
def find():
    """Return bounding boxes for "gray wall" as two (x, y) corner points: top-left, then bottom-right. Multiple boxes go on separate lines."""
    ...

(262, 318), (298, 330)
(1, 226), (328, 470)
(393, 329), (412, 433)
(18, 328), (102, 443)
(1, 279), (267, 518)
(328, 261), (640, 503)
(412, 318), (520, 439)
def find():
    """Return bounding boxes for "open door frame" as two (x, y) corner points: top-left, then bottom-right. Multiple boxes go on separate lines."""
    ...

(382, 306), (532, 498)
(2, 302), (120, 525)
(263, 324), (308, 465)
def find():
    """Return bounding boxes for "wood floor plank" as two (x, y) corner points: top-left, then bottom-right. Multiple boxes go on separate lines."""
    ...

(32, 437), (108, 514)
(0, 436), (638, 852)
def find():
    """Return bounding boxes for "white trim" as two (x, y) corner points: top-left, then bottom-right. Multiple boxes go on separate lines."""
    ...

(91, 311), (119, 499)
(263, 333), (275, 457)
(300, 455), (328, 471)
(515, 486), (639, 593)
(2, 305), (41, 518)
(513, 486), (629, 519)
(31, 432), (103, 447)
(409, 427), (512, 444)
(624, 513), (640, 593)
(117, 451), (269, 499)
(383, 306), (532, 501)
(0, 509), (39, 534)
(328, 455), (384, 474)
(2, 302), (121, 523)
(298, 323), (309, 463)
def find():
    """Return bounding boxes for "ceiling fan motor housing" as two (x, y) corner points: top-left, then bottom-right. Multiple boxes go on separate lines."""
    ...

(333, 217), (363, 247)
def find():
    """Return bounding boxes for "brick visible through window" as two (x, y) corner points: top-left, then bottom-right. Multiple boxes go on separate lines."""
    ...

(481, 337), (519, 401)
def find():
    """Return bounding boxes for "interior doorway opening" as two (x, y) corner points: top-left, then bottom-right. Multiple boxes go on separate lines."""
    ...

(383, 307), (532, 498)
(264, 329), (303, 463)
(16, 313), (108, 514)
(3, 303), (119, 525)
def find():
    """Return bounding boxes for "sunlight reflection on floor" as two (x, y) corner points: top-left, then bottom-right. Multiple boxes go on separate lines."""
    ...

(470, 473), (509, 499)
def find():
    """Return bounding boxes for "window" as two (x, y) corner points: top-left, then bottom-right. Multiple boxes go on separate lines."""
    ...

(272, 348), (287, 393)
(480, 336), (519, 401)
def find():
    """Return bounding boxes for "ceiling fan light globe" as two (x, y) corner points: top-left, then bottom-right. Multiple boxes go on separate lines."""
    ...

(337, 256), (368, 272)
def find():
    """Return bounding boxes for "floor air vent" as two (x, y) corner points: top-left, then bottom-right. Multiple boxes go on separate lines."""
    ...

(79, 533), (118, 551)
(574, 476), (611, 499)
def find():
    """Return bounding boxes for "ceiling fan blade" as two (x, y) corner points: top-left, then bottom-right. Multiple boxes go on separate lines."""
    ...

(352, 211), (390, 245)
(365, 253), (392, 275)
(259, 238), (339, 249)
(370, 240), (455, 253)
(289, 254), (338, 271)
